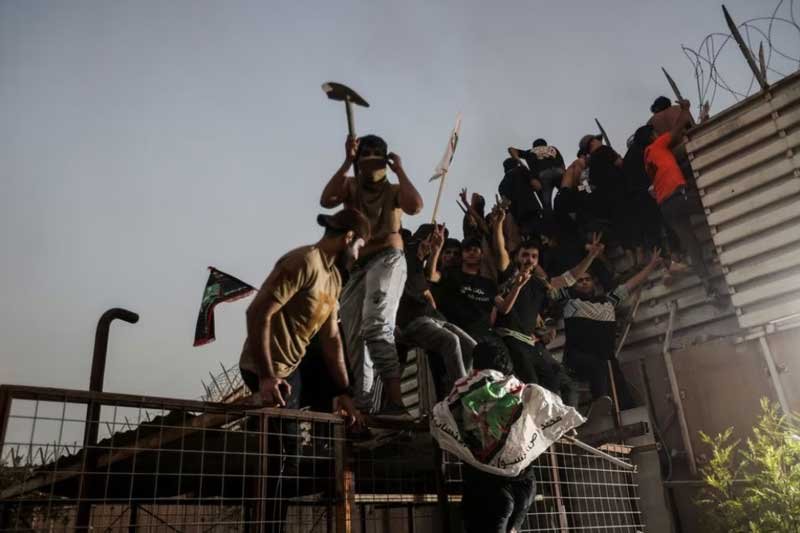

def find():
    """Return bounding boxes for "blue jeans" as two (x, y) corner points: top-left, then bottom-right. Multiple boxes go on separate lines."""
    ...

(339, 248), (407, 411)
(399, 316), (474, 393)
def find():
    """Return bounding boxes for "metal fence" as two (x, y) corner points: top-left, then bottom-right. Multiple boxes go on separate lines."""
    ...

(442, 443), (644, 532)
(0, 384), (643, 532)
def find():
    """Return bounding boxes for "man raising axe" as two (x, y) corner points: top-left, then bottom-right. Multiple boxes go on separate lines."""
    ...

(321, 135), (424, 416)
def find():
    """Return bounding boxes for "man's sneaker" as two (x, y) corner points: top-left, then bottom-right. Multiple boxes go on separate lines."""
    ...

(372, 402), (415, 422)
(668, 260), (691, 275)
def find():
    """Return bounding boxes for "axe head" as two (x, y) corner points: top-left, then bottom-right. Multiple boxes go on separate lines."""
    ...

(322, 82), (369, 107)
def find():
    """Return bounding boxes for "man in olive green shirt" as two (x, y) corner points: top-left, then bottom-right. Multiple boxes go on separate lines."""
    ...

(239, 208), (370, 425)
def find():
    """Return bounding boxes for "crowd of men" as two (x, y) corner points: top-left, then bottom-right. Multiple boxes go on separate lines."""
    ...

(236, 96), (713, 532)
(238, 95), (712, 426)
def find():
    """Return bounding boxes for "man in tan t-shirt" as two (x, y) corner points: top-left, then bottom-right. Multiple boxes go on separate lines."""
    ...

(239, 208), (370, 425)
(320, 135), (423, 415)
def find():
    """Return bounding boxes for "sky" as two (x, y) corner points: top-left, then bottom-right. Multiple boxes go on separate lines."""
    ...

(1, 0), (796, 400)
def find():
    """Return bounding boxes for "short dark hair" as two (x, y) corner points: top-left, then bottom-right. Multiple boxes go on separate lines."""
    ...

(517, 238), (542, 254)
(472, 337), (514, 375)
(443, 238), (462, 250)
(356, 134), (387, 157)
(354, 134), (388, 176)
(650, 96), (672, 114)
(633, 124), (655, 148)
(532, 138), (547, 148)
(461, 236), (482, 250)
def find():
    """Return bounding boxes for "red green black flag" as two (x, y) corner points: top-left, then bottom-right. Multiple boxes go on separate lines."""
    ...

(194, 267), (255, 346)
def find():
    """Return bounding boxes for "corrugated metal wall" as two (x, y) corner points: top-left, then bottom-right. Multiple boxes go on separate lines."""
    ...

(686, 70), (800, 329)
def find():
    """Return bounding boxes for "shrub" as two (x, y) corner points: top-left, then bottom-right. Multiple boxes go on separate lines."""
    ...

(697, 399), (800, 532)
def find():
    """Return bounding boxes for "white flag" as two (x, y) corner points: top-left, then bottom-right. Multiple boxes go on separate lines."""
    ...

(429, 113), (462, 182)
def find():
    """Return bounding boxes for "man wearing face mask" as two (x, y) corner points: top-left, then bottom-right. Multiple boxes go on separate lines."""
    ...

(239, 208), (370, 426)
(321, 135), (424, 415)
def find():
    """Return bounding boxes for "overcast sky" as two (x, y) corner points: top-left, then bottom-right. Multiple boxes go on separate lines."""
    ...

(1, 0), (795, 400)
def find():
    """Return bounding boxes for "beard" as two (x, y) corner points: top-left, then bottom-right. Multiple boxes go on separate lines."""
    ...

(336, 243), (361, 272)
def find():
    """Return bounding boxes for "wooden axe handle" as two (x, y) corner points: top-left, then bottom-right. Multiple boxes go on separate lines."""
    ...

(345, 97), (355, 138)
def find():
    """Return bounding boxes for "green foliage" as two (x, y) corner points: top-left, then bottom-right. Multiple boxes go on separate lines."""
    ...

(697, 399), (800, 533)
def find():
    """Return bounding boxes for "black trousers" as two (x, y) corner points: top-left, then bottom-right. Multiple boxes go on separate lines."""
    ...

(502, 336), (578, 407)
(564, 350), (635, 410)
(660, 189), (710, 280)
(462, 464), (536, 533)
(241, 344), (336, 532)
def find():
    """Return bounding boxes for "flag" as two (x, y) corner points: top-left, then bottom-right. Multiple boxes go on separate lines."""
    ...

(429, 113), (462, 182)
(194, 267), (255, 347)
(430, 369), (585, 477)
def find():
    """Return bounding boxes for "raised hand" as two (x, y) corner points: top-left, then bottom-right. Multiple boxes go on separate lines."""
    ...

(430, 223), (446, 251)
(459, 187), (469, 206)
(585, 232), (605, 257)
(513, 268), (532, 288)
(387, 152), (403, 173)
(649, 247), (663, 268)
(345, 135), (359, 163)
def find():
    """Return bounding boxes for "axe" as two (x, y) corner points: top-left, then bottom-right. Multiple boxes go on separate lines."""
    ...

(661, 67), (696, 126)
(322, 82), (370, 138)
(594, 118), (612, 150)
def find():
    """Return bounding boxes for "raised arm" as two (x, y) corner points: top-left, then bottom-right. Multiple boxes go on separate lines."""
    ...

(491, 204), (511, 272)
(426, 224), (446, 283)
(624, 248), (663, 293)
(495, 269), (532, 315)
(460, 188), (490, 235)
(320, 136), (357, 208)
(668, 100), (693, 149)
(388, 153), (423, 215)
(550, 232), (605, 289)
(561, 155), (587, 189)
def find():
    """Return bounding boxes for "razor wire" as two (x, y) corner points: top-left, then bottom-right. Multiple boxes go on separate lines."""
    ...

(681, 0), (800, 112)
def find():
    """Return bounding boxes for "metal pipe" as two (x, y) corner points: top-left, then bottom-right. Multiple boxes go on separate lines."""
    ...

(757, 335), (791, 416)
(90, 308), (139, 392)
(77, 308), (138, 530)
(561, 435), (636, 471)
(661, 301), (698, 476)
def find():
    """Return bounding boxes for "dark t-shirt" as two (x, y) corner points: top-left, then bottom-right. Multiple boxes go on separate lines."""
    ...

(435, 269), (498, 338)
(588, 146), (626, 221)
(493, 266), (548, 336)
(553, 285), (629, 362)
(623, 144), (650, 193)
(397, 244), (439, 328)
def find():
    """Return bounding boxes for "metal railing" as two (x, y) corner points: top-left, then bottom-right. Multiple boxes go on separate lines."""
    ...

(0, 384), (643, 532)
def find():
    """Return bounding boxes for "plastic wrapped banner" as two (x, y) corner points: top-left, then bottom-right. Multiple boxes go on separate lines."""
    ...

(431, 369), (586, 477)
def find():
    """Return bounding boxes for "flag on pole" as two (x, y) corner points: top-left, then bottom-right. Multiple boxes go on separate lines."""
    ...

(429, 113), (462, 182)
(194, 267), (255, 346)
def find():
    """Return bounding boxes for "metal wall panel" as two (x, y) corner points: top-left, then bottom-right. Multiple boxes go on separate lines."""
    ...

(686, 71), (800, 329)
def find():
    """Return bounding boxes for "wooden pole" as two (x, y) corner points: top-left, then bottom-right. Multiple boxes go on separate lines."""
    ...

(661, 301), (698, 476)
(430, 170), (449, 224)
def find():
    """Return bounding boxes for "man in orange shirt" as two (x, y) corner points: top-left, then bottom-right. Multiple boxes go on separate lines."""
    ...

(644, 99), (713, 290)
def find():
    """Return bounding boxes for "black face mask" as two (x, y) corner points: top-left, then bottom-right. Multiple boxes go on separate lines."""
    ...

(357, 155), (387, 182)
